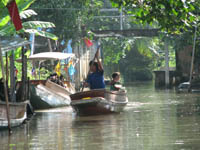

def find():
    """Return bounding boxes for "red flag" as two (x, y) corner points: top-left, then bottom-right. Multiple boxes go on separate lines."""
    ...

(84, 38), (93, 48)
(6, 0), (23, 31)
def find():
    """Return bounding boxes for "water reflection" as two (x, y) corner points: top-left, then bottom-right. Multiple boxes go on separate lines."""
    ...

(1, 82), (200, 150)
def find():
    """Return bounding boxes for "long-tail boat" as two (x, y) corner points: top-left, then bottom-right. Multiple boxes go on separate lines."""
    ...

(70, 89), (128, 115)
(30, 80), (73, 109)
(17, 52), (76, 110)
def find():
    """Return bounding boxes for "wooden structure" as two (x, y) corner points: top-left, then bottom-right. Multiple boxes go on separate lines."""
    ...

(70, 89), (128, 115)
(154, 69), (176, 87)
(0, 36), (31, 131)
(91, 29), (160, 37)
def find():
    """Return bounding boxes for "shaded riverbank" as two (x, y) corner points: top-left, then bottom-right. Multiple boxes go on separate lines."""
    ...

(1, 82), (200, 150)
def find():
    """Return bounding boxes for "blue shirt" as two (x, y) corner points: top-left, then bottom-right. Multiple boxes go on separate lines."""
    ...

(87, 70), (105, 89)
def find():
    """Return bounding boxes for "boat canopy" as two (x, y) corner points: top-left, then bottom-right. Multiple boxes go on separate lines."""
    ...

(28, 52), (75, 61)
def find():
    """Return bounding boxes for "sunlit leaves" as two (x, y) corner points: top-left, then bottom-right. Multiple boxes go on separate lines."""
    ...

(0, 0), (35, 29)
(23, 21), (55, 29)
(102, 37), (135, 64)
(24, 29), (58, 40)
(110, 0), (199, 33)
(20, 9), (37, 19)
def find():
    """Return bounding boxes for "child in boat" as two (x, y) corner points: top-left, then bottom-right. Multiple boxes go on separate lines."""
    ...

(84, 49), (105, 90)
(110, 72), (122, 91)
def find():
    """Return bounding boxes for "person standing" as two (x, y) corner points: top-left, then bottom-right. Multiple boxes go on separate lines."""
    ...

(84, 46), (105, 90)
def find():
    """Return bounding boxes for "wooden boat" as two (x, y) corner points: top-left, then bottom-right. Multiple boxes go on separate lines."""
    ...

(70, 89), (128, 115)
(0, 101), (28, 129)
(16, 52), (76, 110)
(30, 80), (73, 109)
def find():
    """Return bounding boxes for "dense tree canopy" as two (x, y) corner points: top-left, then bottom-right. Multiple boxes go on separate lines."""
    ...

(110, 0), (200, 33)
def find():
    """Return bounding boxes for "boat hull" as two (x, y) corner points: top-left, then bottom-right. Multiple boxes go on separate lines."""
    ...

(30, 81), (71, 110)
(70, 89), (128, 116)
(0, 101), (27, 129)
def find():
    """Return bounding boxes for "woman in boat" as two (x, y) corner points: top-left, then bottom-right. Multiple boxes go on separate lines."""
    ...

(110, 72), (122, 91)
(84, 50), (105, 90)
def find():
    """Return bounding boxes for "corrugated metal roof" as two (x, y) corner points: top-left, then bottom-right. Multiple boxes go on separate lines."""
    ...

(0, 36), (31, 52)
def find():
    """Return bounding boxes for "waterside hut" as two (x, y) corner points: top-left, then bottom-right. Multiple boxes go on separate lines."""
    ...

(0, 36), (32, 131)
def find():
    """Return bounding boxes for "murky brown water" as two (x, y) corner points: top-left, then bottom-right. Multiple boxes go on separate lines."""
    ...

(1, 82), (200, 150)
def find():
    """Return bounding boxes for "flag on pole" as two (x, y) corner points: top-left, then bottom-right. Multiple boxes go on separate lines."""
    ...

(6, 0), (23, 31)
(84, 38), (93, 48)
(55, 61), (61, 76)
(14, 66), (18, 78)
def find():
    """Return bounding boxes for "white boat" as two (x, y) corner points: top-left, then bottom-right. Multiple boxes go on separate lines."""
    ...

(19, 52), (76, 110)
(30, 80), (72, 109)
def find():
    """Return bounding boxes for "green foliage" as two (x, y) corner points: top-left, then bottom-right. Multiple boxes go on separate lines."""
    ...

(110, 0), (199, 34)
(24, 29), (58, 40)
(20, 9), (37, 19)
(30, 0), (103, 41)
(0, 1), (58, 41)
(102, 37), (135, 64)
(0, 0), (35, 29)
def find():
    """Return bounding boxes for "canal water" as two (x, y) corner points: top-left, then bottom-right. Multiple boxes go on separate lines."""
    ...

(1, 82), (200, 150)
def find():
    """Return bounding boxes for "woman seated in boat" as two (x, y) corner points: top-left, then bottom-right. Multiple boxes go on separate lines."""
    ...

(47, 73), (58, 83)
(47, 73), (65, 87)
(84, 50), (105, 90)
(110, 72), (122, 91)
(58, 75), (66, 88)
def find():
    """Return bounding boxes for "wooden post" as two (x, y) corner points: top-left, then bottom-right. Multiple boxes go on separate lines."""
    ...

(21, 46), (27, 101)
(78, 44), (81, 90)
(6, 52), (9, 89)
(165, 37), (170, 88)
(0, 44), (11, 132)
(188, 26), (197, 91)
(27, 77), (30, 99)
(24, 56), (27, 100)
(10, 51), (16, 102)
(47, 39), (54, 68)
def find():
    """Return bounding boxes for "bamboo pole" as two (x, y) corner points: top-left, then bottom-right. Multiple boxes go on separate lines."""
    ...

(188, 26), (197, 92)
(6, 52), (9, 88)
(165, 37), (170, 88)
(47, 39), (54, 67)
(21, 47), (27, 101)
(10, 51), (16, 102)
(0, 44), (11, 132)
(21, 46), (25, 101)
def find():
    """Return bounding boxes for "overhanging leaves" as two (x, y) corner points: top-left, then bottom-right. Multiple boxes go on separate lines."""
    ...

(24, 29), (58, 40)
(23, 21), (55, 29)
(20, 9), (37, 19)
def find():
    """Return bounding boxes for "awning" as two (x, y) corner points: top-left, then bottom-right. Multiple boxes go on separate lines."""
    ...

(0, 36), (31, 52)
(28, 52), (75, 61)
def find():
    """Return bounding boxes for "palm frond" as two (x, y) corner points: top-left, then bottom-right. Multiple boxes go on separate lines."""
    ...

(20, 9), (37, 19)
(24, 29), (58, 40)
(0, 24), (15, 36)
(23, 21), (55, 29)
(0, 0), (35, 29)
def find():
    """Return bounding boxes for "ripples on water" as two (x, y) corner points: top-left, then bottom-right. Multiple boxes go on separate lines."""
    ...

(1, 82), (200, 150)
